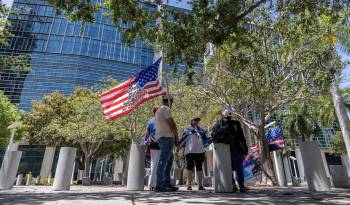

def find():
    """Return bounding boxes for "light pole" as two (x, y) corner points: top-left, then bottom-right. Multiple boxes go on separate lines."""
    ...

(6, 122), (22, 151)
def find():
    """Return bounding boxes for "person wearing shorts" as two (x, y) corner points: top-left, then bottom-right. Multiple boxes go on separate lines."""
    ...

(177, 116), (212, 191)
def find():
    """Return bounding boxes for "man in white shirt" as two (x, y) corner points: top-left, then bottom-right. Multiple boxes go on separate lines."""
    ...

(155, 94), (179, 192)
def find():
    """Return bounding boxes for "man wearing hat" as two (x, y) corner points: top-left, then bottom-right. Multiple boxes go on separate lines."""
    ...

(177, 116), (212, 190)
(211, 109), (248, 192)
(155, 94), (179, 192)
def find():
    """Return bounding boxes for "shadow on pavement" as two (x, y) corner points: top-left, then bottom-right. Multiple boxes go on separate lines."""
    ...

(0, 187), (348, 205)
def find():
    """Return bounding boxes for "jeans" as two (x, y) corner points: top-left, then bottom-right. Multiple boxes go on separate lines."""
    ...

(156, 137), (174, 188)
(148, 149), (161, 188)
(231, 152), (244, 187)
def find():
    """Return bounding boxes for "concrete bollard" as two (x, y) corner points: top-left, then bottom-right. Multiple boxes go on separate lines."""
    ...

(213, 143), (233, 193)
(300, 141), (331, 191)
(16, 174), (23, 186)
(35, 176), (41, 185)
(52, 147), (77, 191)
(0, 151), (22, 190)
(26, 175), (32, 185)
(127, 143), (146, 191)
(40, 147), (56, 179)
(283, 156), (293, 186)
(295, 147), (305, 181)
(272, 150), (285, 186)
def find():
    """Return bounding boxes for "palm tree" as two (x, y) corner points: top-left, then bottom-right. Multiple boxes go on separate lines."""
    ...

(283, 102), (321, 142)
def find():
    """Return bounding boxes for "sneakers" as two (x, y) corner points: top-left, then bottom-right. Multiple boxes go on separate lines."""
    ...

(198, 186), (206, 191)
(155, 186), (179, 192)
(239, 187), (247, 193)
(232, 185), (238, 192)
(187, 186), (192, 191)
(166, 186), (179, 192)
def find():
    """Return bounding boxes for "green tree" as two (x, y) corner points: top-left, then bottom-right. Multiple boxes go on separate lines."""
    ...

(282, 102), (321, 142)
(331, 132), (347, 156)
(46, 1), (350, 69)
(0, 91), (20, 149)
(200, 6), (341, 185)
(0, 1), (30, 72)
(22, 87), (127, 179)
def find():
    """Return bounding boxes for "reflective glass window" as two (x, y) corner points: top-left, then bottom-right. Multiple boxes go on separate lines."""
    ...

(47, 35), (63, 53)
(59, 20), (67, 35)
(66, 23), (74, 36)
(51, 18), (61, 34)
(62, 37), (74, 54)
(88, 39), (100, 57)
(80, 38), (89, 55)
(73, 37), (81, 54)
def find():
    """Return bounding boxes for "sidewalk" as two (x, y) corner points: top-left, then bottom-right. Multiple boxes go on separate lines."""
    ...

(0, 185), (349, 205)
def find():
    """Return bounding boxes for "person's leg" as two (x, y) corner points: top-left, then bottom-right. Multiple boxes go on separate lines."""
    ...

(236, 154), (246, 192)
(163, 138), (174, 188)
(185, 154), (195, 189)
(156, 138), (169, 190)
(195, 153), (205, 190)
(149, 149), (160, 189)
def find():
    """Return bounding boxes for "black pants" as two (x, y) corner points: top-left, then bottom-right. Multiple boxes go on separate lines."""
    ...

(231, 153), (244, 187)
(185, 153), (205, 171)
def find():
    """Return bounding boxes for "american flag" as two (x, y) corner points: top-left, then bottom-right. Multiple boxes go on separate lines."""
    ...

(99, 58), (166, 122)
(265, 126), (285, 151)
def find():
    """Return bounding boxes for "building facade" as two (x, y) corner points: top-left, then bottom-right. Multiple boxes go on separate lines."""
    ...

(0, 0), (155, 111)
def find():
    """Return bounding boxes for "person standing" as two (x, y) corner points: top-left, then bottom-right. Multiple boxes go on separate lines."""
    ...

(144, 105), (160, 191)
(177, 116), (212, 191)
(155, 95), (179, 192)
(212, 109), (248, 192)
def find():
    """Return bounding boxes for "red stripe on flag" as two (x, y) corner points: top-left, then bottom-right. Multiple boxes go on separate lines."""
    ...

(101, 82), (162, 114)
(103, 85), (164, 116)
(105, 91), (166, 122)
(99, 78), (135, 98)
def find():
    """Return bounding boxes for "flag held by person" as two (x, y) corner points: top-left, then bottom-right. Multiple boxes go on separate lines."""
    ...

(99, 58), (166, 122)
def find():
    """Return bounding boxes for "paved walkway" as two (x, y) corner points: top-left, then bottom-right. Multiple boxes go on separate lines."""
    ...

(0, 186), (349, 205)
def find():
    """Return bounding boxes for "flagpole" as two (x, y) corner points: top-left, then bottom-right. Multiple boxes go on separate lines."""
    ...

(156, 1), (169, 95)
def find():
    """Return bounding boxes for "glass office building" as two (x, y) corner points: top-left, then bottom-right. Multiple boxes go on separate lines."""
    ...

(0, 0), (155, 110)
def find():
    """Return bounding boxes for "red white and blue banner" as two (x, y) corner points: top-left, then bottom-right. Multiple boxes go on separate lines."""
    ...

(265, 126), (285, 151)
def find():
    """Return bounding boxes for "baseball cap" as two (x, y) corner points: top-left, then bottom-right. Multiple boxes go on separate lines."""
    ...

(162, 94), (174, 100)
(222, 109), (233, 117)
(191, 116), (201, 121)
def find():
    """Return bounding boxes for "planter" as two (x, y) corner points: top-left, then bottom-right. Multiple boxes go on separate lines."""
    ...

(0, 151), (22, 190)
(127, 143), (146, 191)
(213, 143), (233, 193)
(52, 147), (77, 191)
(300, 141), (331, 191)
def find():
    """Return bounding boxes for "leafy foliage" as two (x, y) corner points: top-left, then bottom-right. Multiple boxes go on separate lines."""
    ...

(331, 131), (347, 156)
(22, 87), (129, 175)
(0, 91), (20, 149)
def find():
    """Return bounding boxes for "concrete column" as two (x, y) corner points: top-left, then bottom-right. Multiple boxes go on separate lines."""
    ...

(213, 143), (233, 193)
(127, 143), (145, 191)
(282, 156), (293, 185)
(320, 150), (331, 178)
(26, 175), (32, 185)
(52, 147), (77, 191)
(295, 147), (305, 181)
(40, 147), (56, 178)
(113, 158), (124, 183)
(0, 151), (22, 190)
(272, 150), (285, 186)
(300, 141), (331, 191)
(341, 154), (350, 177)
(16, 174), (23, 186)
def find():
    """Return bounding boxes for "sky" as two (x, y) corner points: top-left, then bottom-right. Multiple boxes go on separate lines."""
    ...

(3, 0), (13, 7)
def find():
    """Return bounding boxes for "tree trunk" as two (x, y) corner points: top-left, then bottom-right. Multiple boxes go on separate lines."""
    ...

(331, 82), (350, 166)
(83, 158), (91, 177)
(257, 127), (278, 186)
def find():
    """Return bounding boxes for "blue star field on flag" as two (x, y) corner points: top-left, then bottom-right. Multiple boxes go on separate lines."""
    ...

(135, 57), (162, 88)
(265, 126), (285, 151)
